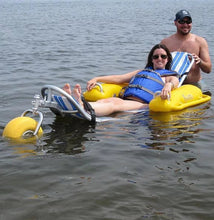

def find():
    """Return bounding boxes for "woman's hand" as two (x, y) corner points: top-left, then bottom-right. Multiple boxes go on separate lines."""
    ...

(87, 78), (98, 91)
(160, 82), (173, 100)
(160, 75), (178, 99)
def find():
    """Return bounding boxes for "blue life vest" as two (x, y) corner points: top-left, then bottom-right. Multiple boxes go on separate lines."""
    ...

(123, 68), (178, 103)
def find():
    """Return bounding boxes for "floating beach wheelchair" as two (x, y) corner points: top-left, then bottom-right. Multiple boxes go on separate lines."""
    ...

(3, 52), (211, 142)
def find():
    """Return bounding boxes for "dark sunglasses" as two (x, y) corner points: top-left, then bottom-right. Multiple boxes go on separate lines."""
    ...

(152, 54), (168, 60)
(178, 19), (192, 24)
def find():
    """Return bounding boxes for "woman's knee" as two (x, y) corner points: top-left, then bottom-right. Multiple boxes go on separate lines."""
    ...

(97, 97), (120, 104)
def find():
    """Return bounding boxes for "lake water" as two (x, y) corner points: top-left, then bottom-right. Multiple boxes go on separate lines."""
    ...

(1, 0), (214, 219)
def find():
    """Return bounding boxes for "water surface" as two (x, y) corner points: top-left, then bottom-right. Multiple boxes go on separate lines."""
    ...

(1, 0), (214, 219)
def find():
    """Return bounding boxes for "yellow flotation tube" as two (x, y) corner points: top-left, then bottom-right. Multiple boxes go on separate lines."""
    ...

(83, 83), (127, 102)
(84, 83), (211, 113)
(3, 116), (43, 143)
(149, 85), (211, 112)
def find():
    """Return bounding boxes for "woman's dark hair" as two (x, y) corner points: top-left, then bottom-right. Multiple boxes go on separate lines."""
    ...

(145, 44), (172, 70)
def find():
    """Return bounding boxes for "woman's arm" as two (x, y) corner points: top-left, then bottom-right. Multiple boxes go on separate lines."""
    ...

(160, 75), (179, 100)
(87, 69), (141, 91)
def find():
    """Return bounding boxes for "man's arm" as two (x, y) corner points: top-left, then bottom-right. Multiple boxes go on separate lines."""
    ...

(195, 37), (212, 73)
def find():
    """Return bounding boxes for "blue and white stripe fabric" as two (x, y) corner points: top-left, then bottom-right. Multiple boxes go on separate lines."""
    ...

(52, 95), (86, 119)
(53, 95), (77, 111)
(171, 52), (192, 76)
(171, 52), (194, 87)
(52, 94), (113, 122)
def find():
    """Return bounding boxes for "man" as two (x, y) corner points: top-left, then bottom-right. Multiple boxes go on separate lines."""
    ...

(161, 9), (212, 88)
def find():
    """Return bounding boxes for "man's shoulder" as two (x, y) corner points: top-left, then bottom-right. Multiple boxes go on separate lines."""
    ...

(161, 34), (176, 42)
(161, 34), (178, 47)
(189, 33), (208, 48)
(161, 33), (207, 45)
(160, 35), (177, 50)
(192, 33), (207, 42)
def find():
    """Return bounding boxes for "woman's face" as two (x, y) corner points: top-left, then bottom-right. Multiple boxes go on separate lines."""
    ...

(152, 48), (168, 70)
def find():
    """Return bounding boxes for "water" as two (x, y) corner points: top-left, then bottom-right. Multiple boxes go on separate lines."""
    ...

(1, 0), (214, 219)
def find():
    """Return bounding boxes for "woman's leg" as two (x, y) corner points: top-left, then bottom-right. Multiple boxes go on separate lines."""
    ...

(64, 84), (148, 116)
(89, 97), (148, 116)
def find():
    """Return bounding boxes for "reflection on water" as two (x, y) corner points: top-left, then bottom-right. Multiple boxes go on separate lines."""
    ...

(4, 101), (212, 160)
(43, 102), (212, 155)
(6, 116), (96, 157)
(135, 103), (211, 150)
(44, 116), (96, 154)
(13, 145), (40, 158)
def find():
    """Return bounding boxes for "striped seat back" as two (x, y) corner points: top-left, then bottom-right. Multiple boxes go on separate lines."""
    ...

(171, 52), (194, 87)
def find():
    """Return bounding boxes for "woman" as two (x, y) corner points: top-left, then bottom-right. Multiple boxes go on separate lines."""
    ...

(64, 44), (179, 117)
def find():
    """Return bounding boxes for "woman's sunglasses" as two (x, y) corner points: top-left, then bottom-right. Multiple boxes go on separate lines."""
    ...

(152, 54), (168, 60)
(178, 19), (192, 24)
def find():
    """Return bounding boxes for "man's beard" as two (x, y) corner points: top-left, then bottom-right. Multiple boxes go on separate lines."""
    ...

(180, 29), (191, 35)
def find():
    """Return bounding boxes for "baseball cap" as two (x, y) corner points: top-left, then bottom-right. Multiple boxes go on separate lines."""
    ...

(175, 10), (192, 21)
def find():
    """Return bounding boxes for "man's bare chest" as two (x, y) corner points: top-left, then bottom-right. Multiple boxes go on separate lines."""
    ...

(171, 40), (199, 54)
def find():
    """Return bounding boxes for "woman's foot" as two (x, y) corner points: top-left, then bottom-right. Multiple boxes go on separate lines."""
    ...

(63, 83), (72, 95)
(63, 83), (84, 107)
(72, 84), (83, 106)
